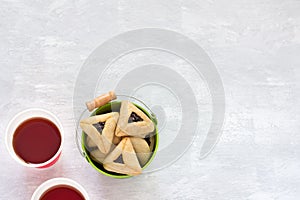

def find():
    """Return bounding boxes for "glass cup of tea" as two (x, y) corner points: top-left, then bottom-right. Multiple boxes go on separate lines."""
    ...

(5, 108), (64, 168)
(31, 177), (89, 200)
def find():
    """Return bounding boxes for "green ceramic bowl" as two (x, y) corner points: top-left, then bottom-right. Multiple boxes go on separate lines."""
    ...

(81, 100), (159, 178)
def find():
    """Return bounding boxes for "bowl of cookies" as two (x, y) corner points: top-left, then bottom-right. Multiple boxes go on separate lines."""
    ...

(76, 91), (158, 178)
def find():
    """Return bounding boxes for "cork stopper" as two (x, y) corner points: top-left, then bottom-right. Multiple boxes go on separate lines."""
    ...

(86, 91), (117, 112)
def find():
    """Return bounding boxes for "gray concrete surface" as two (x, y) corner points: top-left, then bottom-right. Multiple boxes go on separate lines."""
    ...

(0, 0), (299, 199)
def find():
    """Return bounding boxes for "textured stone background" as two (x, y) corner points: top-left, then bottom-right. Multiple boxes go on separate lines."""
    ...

(0, 0), (300, 199)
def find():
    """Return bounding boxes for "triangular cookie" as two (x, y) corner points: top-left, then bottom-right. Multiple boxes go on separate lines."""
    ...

(130, 137), (151, 167)
(80, 112), (119, 154)
(115, 101), (154, 138)
(90, 148), (107, 164)
(86, 136), (97, 149)
(103, 137), (142, 176)
(112, 134), (121, 145)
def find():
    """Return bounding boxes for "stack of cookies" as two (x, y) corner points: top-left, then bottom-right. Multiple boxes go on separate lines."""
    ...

(80, 100), (155, 176)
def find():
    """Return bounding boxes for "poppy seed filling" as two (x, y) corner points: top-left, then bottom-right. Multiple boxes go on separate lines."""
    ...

(93, 122), (105, 134)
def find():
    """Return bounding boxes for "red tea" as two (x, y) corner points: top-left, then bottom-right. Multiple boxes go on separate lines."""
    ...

(40, 185), (85, 200)
(13, 117), (61, 164)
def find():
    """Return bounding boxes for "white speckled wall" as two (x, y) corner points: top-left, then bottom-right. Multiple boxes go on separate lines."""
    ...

(0, 0), (299, 199)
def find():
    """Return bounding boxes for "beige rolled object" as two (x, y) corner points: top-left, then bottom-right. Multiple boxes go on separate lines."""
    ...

(86, 91), (117, 112)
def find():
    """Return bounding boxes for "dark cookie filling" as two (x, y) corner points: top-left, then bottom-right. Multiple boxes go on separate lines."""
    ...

(128, 112), (143, 123)
(93, 122), (105, 134)
(114, 154), (124, 164)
